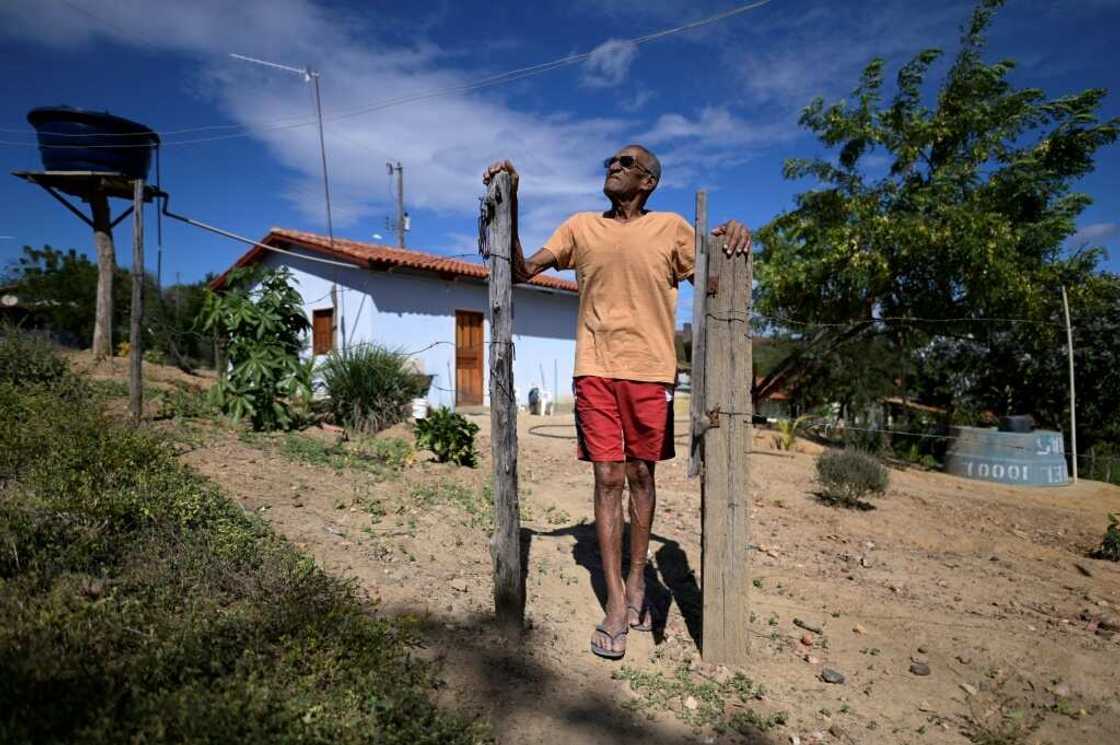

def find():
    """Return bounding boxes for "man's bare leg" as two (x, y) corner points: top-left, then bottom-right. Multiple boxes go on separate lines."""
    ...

(625, 459), (656, 627)
(591, 461), (628, 655)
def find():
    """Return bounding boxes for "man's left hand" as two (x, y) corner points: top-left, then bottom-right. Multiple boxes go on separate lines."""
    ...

(712, 220), (751, 257)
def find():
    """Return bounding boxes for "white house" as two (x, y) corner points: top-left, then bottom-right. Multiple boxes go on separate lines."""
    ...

(211, 228), (580, 409)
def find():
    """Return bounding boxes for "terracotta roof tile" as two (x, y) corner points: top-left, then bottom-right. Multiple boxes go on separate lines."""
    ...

(210, 228), (578, 294)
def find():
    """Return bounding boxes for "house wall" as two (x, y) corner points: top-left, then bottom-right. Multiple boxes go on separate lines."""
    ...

(258, 248), (579, 409)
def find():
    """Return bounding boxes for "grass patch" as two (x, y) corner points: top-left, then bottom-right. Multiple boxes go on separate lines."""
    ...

(408, 479), (494, 531)
(0, 337), (484, 744)
(241, 431), (415, 478)
(613, 664), (786, 735)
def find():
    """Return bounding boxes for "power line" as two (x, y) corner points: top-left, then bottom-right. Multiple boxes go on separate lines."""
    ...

(0, 1), (774, 149)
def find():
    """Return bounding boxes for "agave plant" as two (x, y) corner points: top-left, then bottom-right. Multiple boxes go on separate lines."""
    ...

(775, 415), (814, 451)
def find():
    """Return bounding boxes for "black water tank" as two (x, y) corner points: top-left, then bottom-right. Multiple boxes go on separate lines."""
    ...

(27, 106), (159, 179)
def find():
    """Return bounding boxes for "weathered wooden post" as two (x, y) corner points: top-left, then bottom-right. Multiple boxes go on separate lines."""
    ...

(690, 191), (753, 665)
(128, 179), (145, 423)
(481, 172), (524, 630)
(91, 189), (115, 361)
(688, 192), (711, 478)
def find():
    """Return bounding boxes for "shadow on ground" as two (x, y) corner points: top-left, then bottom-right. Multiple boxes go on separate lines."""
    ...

(377, 523), (782, 745)
(529, 523), (703, 649)
(382, 605), (781, 745)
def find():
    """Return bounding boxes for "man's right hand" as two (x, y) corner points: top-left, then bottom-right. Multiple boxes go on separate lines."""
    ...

(482, 160), (519, 191)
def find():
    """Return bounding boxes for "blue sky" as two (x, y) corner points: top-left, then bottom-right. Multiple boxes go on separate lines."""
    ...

(2, 0), (1118, 323)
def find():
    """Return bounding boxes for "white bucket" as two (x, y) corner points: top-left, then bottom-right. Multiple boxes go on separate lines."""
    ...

(411, 397), (429, 420)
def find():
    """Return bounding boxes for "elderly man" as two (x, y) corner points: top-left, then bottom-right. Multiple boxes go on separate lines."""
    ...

(482, 146), (750, 659)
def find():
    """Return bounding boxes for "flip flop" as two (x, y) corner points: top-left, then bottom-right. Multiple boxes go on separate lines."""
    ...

(590, 623), (628, 660)
(628, 603), (653, 632)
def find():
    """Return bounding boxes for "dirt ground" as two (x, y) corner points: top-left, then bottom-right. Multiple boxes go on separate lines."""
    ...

(84, 357), (1120, 744)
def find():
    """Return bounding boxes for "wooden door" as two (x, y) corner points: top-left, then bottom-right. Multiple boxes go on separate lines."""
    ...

(312, 308), (334, 355)
(455, 310), (484, 406)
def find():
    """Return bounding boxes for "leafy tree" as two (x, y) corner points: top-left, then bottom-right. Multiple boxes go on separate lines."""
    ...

(6, 245), (216, 371)
(198, 266), (311, 431)
(755, 0), (1118, 436)
(5, 245), (114, 347)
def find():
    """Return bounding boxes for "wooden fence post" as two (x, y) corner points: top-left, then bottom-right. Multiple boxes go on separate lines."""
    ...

(697, 204), (753, 666)
(483, 172), (524, 631)
(128, 179), (145, 423)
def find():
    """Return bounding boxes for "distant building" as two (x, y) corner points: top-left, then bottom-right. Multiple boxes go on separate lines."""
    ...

(211, 229), (579, 409)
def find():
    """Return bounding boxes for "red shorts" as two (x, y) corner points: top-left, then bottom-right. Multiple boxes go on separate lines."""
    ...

(573, 376), (675, 462)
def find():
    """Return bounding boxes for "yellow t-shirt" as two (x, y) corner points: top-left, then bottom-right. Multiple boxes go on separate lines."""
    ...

(542, 211), (695, 384)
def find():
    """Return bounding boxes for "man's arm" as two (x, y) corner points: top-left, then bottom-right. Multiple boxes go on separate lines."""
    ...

(482, 159), (559, 283)
(685, 219), (752, 285)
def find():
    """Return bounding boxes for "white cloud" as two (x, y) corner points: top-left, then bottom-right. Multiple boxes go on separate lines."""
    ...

(582, 39), (639, 88)
(638, 107), (798, 187)
(1070, 222), (1120, 244)
(620, 89), (656, 112)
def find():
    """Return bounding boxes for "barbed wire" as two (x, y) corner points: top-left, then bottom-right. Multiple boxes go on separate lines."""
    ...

(753, 312), (1068, 330)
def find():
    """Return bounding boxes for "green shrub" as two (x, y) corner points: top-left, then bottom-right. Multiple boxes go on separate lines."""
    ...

(155, 384), (215, 420)
(816, 448), (889, 506)
(0, 340), (482, 744)
(319, 344), (427, 433)
(0, 327), (69, 386)
(1090, 513), (1120, 561)
(415, 407), (479, 467)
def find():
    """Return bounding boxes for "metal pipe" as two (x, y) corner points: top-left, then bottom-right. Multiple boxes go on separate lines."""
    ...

(157, 192), (357, 269)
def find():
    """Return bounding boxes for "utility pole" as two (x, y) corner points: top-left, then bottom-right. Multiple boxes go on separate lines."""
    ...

(387, 161), (407, 248)
(1062, 285), (1077, 483)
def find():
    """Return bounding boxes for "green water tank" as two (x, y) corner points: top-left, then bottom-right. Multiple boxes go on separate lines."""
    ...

(944, 426), (1070, 487)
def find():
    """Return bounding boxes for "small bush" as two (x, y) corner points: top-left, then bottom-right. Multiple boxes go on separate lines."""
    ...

(319, 344), (427, 433)
(1090, 513), (1120, 561)
(0, 327), (69, 386)
(415, 407), (479, 467)
(816, 448), (889, 506)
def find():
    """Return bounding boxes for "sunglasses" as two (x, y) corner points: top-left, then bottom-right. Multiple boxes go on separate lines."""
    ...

(603, 154), (650, 175)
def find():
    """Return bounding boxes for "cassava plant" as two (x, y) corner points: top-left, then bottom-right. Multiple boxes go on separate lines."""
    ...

(197, 266), (311, 431)
(1090, 513), (1120, 562)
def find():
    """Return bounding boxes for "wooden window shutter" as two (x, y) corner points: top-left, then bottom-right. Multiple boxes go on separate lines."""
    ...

(312, 308), (334, 355)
